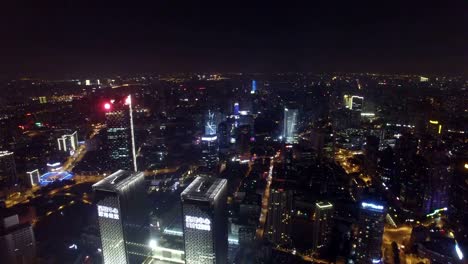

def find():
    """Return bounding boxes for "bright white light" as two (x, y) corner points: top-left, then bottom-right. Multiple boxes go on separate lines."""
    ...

(372, 259), (381, 263)
(455, 242), (464, 260)
(201, 136), (217, 141)
(362, 202), (384, 211)
(149, 239), (158, 250)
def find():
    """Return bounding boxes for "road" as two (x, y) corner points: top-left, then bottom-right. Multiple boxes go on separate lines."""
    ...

(256, 156), (275, 240)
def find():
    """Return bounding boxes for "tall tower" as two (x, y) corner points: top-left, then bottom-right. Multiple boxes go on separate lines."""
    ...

(181, 176), (228, 264)
(265, 187), (293, 246)
(103, 95), (137, 171)
(312, 201), (334, 251)
(201, 110), (219, 171)
(92, 170), (147, 264)
(283, 108), (298, 144)
(0, 151), (17, 188)
(355, 201), (386, 264)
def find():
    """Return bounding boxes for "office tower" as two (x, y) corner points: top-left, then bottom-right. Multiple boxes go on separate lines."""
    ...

(200, 111), (220, 171)
(251, 80), (257, 94)
(181, 176), (228, 264)
(93, 170), (148, 264)
(364, 136), (379, 179)
(265, 186), (293, 246)
(201, 135), (219, 171)
(26, 169), (40, 187)
(423, 148), (452, 213)
(217, 122), (230, 148)
(57, 131), (78, 154)
(398, 155), (427, 217)
(0, 151), (17, 188)
(283, 108), (298, 144)
(312, 201), (334, 251)
(0, 212), (36, 264)
(355, 201), (386, 264)
(104, 95), (137, 171)
(343, 95), (364, 111)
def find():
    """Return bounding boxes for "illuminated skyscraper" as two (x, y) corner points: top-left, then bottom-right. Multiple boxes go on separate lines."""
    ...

(201, 111), (219, 171)
(343, 95), (364, 111)
(355, 201), (386, 264)
(104, 95), (137, 171)
(312, 201), (334, 251)
(93, 170), (148, 264)
(0, 151), (17, 188)
(265, 187), (293, 246)
(283, 108), (298, 144)
(181, 176), (228, 264)
(57, 131), (78, 155)
(251, 80), (257, 94)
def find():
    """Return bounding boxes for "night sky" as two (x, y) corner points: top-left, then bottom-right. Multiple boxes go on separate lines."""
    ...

(1, 0), (466, 77)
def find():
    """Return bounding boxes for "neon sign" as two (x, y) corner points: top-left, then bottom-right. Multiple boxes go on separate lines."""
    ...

(98, 205), (119, 220)
(185, 216), (211, 231)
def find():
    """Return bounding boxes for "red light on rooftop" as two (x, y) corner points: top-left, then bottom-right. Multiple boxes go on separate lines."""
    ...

(104, 103), (111, 110)
(125, 95), (131, 105)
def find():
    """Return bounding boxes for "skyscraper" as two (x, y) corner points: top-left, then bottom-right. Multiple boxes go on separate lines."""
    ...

(355, 201), (386, 264)
(0, 212), (36, 264)
(181, 176), (228, 264)
(93, 170), (147, 264)
(265, 187), (293, 246)
(283, 108), (298, 144)
(312, 201), (334, 251)
(251, 80), (257, 94)
(57, 131), (78, 154)
(104, 95), (137, 171)
(200, 110), (220, 171)
(0, 151), (17, 188)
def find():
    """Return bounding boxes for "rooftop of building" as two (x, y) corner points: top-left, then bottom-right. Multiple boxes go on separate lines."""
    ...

(92, 170), (144, 193)
(181, 176), (227, 202)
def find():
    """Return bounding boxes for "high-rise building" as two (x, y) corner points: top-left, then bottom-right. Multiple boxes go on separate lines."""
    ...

(265, 187), (293, 246)
(283, 108), (298, 144)
(26, 169), (40, 187)
(423, 148), (452, 214)
(312, 201), (334, 251)
(104, 95), (137, 171)
(355, 201), (386, 264)
(0, 151), (17, 188)
(200, 135), (219, 171)
(344, 95), (364, 111)
(251, 80), (257, 94)
(200, 111), (220, 171)
(181, 176), (228, 264)
(0, 212), (36, 264)
(93, 170), (148, 264)
(57, 131), (78, 154)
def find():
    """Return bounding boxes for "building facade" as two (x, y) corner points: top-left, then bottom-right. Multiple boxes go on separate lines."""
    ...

(0, 151), (17, 188)
(93, 170), (147, 264)
(355, 201), (386, 263)
(312, 201), (334, 251)
(283, 108), (298, 144)
(181, 176), (228, 264)
(265, 188), (293, 247)
(104, 95), (137, 171)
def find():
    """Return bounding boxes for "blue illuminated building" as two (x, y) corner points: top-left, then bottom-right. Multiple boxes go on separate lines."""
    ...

(251, 80), (256, 94)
